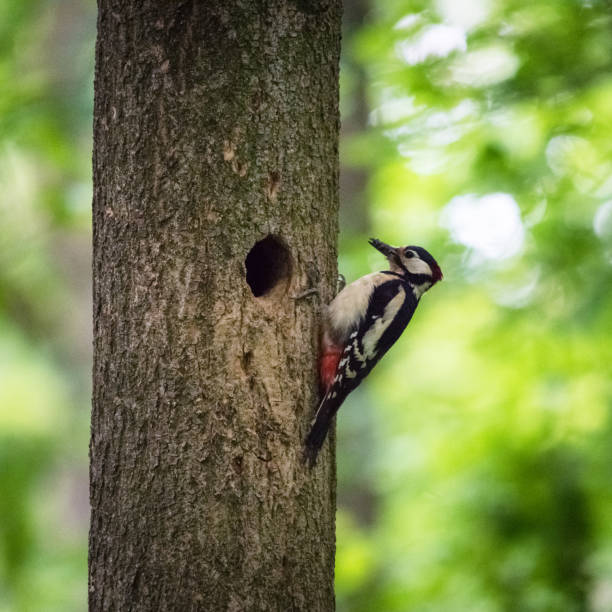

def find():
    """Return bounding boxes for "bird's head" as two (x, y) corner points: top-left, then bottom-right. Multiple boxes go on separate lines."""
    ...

(369, 238), (443, 293)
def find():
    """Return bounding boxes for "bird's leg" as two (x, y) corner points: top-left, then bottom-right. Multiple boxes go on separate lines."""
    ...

(291, 287), (319, 300)
(291, 274), (346, 301)
(336, 273), (346, 295)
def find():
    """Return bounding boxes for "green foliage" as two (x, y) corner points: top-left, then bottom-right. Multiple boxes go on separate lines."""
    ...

(337, 1), (612, 610)
(0, 0), (94, 609)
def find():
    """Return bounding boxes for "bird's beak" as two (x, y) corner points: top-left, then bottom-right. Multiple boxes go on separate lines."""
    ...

(368, 238), (398, 259)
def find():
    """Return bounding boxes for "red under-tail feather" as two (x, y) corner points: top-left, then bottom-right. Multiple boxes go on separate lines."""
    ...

(319, 348), (342, 393)
(304, 344), (343, 466)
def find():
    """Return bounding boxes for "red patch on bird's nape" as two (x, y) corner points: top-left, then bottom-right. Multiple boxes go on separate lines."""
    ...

(320, 349), (342, 394)
(432, 264), (443, 282)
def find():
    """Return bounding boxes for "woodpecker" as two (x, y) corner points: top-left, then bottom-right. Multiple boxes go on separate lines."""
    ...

(304, 238), (442, 466)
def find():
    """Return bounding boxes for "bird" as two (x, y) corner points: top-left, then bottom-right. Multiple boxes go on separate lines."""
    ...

(304, 238), (442, 466)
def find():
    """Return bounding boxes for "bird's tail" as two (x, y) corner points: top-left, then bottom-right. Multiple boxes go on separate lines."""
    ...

(303, 394), (340, 467)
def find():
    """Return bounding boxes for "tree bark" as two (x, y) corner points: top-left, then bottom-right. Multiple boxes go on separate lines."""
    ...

(90, 2), (341, 610)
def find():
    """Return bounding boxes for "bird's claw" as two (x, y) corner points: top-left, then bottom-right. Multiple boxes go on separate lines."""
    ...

(336, 273), (346, 295)
(291, 287), (319, 300)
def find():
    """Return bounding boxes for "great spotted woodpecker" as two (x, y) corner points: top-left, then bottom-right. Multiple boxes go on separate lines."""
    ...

(304, 238), (442, 465)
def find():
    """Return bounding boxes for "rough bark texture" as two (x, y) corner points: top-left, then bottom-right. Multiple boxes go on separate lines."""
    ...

(90, 2), (341, 610)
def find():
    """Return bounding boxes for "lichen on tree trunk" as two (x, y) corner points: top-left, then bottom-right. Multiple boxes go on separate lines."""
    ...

(90, 2), (341, 610)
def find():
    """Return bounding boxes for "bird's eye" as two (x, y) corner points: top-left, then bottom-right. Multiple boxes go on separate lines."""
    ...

(404, 250), (414, 258)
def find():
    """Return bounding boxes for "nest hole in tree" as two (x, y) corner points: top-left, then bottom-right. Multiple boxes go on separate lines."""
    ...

(245, 235), (292, 298)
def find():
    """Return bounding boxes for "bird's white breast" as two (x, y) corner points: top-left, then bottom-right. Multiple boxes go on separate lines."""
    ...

(326, 272), (394, 344)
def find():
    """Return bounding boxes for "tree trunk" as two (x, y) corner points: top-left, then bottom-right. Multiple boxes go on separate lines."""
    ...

(90, 2), (341, 610)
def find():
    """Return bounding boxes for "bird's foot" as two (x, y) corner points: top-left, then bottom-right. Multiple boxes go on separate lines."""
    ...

(292, 273), (344, 301)
(336, 273), (346, 295)
(291, 287), (320, 300)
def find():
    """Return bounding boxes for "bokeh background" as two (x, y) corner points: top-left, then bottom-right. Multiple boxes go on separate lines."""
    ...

(2, 1), (612, 610)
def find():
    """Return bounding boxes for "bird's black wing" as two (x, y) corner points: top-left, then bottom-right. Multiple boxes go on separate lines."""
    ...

(304, 279), (418, 464)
